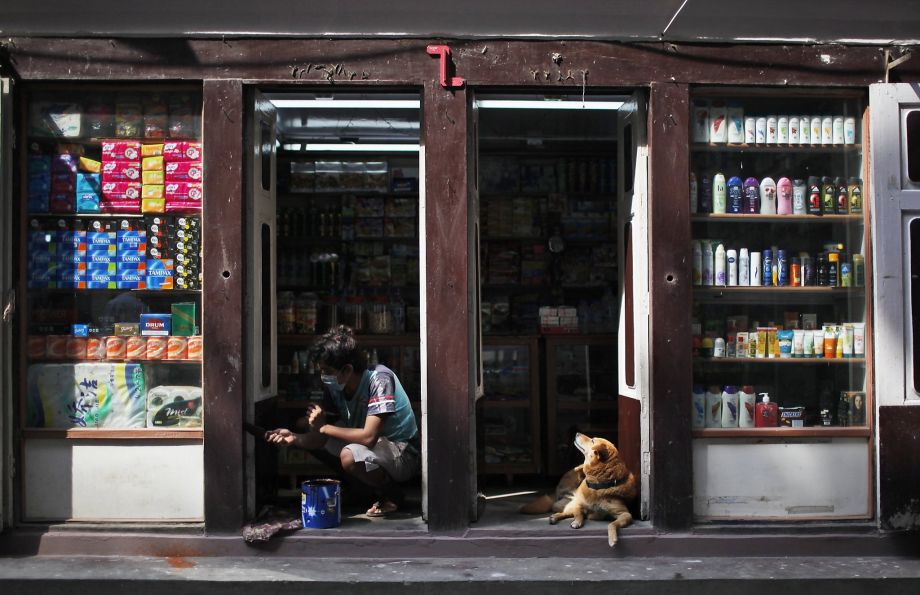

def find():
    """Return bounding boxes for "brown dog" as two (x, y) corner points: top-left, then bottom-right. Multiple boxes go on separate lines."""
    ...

(548, 433), (637, 547)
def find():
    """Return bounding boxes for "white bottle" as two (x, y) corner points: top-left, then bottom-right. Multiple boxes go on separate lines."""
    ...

(709, 102), (728, 143)
(800, 115), (811, 145)
(811, 116), (822, 144)
(689, 172), (698, 213)
(692, 240), (702, 286)
(712, 173), (727, 214)
(777, 116), (789, 144)
(789, 116), (800, 144)
(832, 116), (845, 145)
(759, 177), (777, 214)
(721, 385), (739, 428)
(750, 251), (762, 286)
(755, 117), (767, 144)
(844, 116), (857, 145)
(692, 386), (707, 428)
(702, 241), (714, 286)
(727, 104), (745, 144)
(744, 117), (756, 144)
(691, 100), (710, 143)
(705, 385), (723, 428)
(821, 115), (833, 145)
(714, 243), (726, 286)
(726, 248), (738, 286)
(766, 115), (778, 144)
(713, 337), (726, 358)
(738, 248), (750, 285)
(738, 385), (756, 428)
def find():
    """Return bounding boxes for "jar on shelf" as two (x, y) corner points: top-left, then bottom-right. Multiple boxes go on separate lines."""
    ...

(278, 291), (295, 335)
(368, 298), (394, 335)
(295, 292), (318, 335)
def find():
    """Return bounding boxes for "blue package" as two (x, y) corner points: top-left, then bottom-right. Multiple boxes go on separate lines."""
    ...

(72, 324), (89, 337)
(76, 173), (101, 193)
(87, 270), (115, 284)
(86, 263), (116, 275)
(87, 232), (116, 246)
(86, 251), (115, 264)
(116, 280), (145, 289)
(76, 192), (101, 214)
(28, 155), (51, 174)
(117, 251), (145, 264)
(140, 313), (172, 336)
(58, 231), (86, 249)
(86, 281), (116, 289)
(117, 271), (145, 284)
(58, 250), (86, 264)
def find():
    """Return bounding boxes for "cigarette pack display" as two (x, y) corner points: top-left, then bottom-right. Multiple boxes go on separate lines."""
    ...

(101, 181), (141, 201)
(101, 140), (141, 161)
(162, 141), (202, 161)
(26, 363), (146, 428)
(101, 161), (141, 182)
(146, 386), (202, 427)
(164, 161), (202, 182)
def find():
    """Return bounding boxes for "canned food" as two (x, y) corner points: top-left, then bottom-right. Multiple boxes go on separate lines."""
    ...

(66, 336), (87, 360)
(167, 335), (188, 360)
(126, 336), (147, 359)
(46, 335), (68, 360)
(28, 336), (47, 359)
(187, 335), (203, 360)
(106, 336), (127, 360)
(146, 336), (167, 360)
(86, 337), (106, 360)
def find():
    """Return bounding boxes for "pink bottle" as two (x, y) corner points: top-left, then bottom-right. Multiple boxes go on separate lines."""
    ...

(777, 177), (793, 215)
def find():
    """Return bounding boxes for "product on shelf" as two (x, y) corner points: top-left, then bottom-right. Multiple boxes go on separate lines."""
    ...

(146, 385), (202, 427)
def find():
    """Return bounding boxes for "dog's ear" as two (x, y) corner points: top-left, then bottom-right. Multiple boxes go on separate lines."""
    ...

(594, 443), (610, 462)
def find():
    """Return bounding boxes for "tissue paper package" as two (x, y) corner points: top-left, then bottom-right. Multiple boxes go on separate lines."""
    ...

(27, 363), (146, 428)
(146, 385), (202, 427)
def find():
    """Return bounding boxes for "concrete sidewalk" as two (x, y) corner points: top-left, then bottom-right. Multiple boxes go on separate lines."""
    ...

(3, 555), (920, 594)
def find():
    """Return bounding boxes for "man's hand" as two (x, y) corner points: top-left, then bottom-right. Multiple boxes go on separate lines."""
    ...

(306, 403), (327, 432)
(265, 428), (299, 446)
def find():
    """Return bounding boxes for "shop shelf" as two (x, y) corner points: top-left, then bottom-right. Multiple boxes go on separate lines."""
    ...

(28, 288), (201, 295)
(692, 427), (871, 439)
(693, 356), (866, 365)
(28, 358), (201, 364)
(691, 214), (863, 223)
(28, 212), (146, 219)
(693, 286), (864, 300)
(27, 136), (200, 144)
(22, 428), (203, 440)
(691, 143), (861, 153)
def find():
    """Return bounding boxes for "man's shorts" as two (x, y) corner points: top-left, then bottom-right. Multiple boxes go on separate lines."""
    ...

(325, 435), (420, 483)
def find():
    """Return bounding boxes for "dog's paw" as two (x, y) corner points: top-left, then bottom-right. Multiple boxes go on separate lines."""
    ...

(570, 519), (583, 529)
(608, 528), (618, 547)
(548, 514), (559, 525)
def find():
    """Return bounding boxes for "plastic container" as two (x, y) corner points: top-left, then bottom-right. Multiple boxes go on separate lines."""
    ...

(712, 173), (727, 214)
(721, 385), (739, 427)
(368, 299), (394, 335)
(739, 386), (756, 428)
(295, 293), (318, 335)
(301, 479), (341, 529)
(705, 386), (723, 428)
(755, 394), (778, 427)
(344, 296), (365, 333)
(759, 177), (777, 215)
(692, 385), (706, 428)
(776, 177), (793, 215)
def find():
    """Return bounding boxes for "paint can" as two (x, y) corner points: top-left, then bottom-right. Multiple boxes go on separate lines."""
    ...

(301, 479), (341, 529)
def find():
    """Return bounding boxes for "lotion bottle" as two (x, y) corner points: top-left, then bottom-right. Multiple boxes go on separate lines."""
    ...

(776, 177), (793, 215)
(759, 177), (777, 214)
(692, 386), (706, 428)
(739, 385), (756, 428)
(755, 393), (778, 428)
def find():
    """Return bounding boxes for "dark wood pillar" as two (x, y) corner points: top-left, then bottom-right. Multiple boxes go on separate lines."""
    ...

(202, 79), (246, 533)
(647, 82), (694, 529)
(422, 82), (473, 532)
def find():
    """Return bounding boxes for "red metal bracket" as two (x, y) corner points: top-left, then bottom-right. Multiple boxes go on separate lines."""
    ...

(426, 44), (465, 89)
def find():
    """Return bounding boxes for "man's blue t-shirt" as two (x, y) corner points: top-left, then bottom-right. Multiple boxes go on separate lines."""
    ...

(325, 364), (418, 444)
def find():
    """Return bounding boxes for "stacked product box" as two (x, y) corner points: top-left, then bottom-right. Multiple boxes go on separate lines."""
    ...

(141, 144), (165, 213)
(50, 154), (78, 213)
(27, 219), (87, 289)
(163, 141), (203, 213)
(101, 140), (142, 212)
(76, 172), (102, 213)
(145, 215), (173, 289)
(144, 214), (201, 290)
(27, 155), (51, 212)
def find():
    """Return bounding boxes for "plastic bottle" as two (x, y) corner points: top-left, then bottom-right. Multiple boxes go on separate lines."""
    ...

(832, 116), (845, 145)
(692, 386), (707, 428)
(807, 176), (823, 215)
(821, 176), (836, 214)
(755, 117), (767, 144)
(727, 176), (743, 213)
(714, 243), (726, 286)
(792, 178), (807, 214)
(789, 116), (800, 144)
(712, 173), (727, 214)
(750, 251), (762, 286)
(739, 248), (750, 286)
(713, 337), (726, 358)
(727, 103), (745, 144)
(739, 385), (756, 428)
(835, 177), (849, 214)
(278, 291), (295, 335)
(755, 393), (778, 427)
(821, 115), (833, 145)
(777, 249), (788, 286)
(811, 116), (823, 144)
(727, 248), (738, 286)
(705, 385), (723, 428)
(721, 385), (739, 427)
(744, 117), (756, 144)
(800, 115), (811, 145)
(702, 241), (714, 286)
(828, 251), (840, 287)
(700, 175), (712, 213)
(791, 257), (802, 287)
(848, 178), (863, 214)
(692, 240), (703, 285)
(853, 254), (865, 287)
(709, 102), (728, 143)
(743, 177), (760, 213)
(776, 177), (793, 215)
(844, 117), (857, 144)
(689, 172), (698, 213)
(759, 177), (777, 214)
(762, 249), (773, 287)
(766, 115), (778, 144)
(777, 116), (789, 144)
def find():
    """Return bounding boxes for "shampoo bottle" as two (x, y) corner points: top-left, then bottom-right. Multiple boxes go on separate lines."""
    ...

(739, 385), (756, 428)
(759, 177), (777, 214)
(702, 241), (714, 286)
(776, 177), (793, 215)
(721, 385), (739, 427)
(755, 393), (778, 428)
(705, 385), (723, 428)
(712, 173), (727, 214)
(692, 240), (702, 286)
(743, 177), (760, 213)
(692, 385), (706, 428)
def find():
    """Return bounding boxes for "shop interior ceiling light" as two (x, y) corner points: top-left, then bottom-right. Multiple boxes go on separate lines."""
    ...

(474, 99), (624, 110)
(301, 143), (420, 152)
(271, 99), (420, 109)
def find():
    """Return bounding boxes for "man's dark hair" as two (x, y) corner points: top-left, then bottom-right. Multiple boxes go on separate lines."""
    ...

(311, 325), (367, 371)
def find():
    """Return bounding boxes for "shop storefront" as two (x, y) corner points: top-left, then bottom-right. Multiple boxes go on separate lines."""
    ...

(1, 9), (920, 555)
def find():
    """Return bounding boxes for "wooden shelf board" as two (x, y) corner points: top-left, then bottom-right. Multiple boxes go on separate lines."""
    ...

(692, 143), (861, 153)
(29, 358), (200, 365)
(691, 214), (862, 223)
(22, 428), (203, 440)
(693, 427), (870, 438)
(694, 286), (864, 294)
(694, 357), (866, 365)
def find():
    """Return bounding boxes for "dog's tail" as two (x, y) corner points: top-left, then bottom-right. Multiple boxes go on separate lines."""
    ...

(518, 494), (554, 514)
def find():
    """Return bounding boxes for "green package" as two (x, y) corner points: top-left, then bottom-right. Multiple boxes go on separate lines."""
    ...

(171, 302), (197, 336)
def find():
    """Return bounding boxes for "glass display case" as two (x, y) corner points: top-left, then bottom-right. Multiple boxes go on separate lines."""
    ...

(689, 89), (872, 520)
(479, 336), (541, 475)
(21, 86), (204, 437)
(545, 335), (617, 475)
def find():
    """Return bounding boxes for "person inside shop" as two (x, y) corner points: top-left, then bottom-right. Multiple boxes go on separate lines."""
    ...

(265, 325), (421, 518)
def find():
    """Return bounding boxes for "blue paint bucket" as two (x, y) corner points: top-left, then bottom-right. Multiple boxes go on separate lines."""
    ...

(301, 479), (341, 529)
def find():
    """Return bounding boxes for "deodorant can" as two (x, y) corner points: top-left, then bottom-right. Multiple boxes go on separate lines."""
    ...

(739, 248), (750, 285)
(727, 248), (738, 286)
(762, 249), (773, 286)
(750, 251), (762, 286)
(777, 249), (788, 286)
(689, 172), (698, 213)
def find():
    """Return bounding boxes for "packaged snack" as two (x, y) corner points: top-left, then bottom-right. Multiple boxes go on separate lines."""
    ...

(143, 94), (168, 139)
(163, 141), (202, 162)
(142, 185), (164, 199)
(84, 98), (115, 137)
(142, 144), (164, 157)
(164, 161), (203, 182)
(142, 156), (164, 172)
(102, 161), (142, 182)
(168, 94), (200, 138)
(101, 140), (141, 161)
(30, 102), (82, 138)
